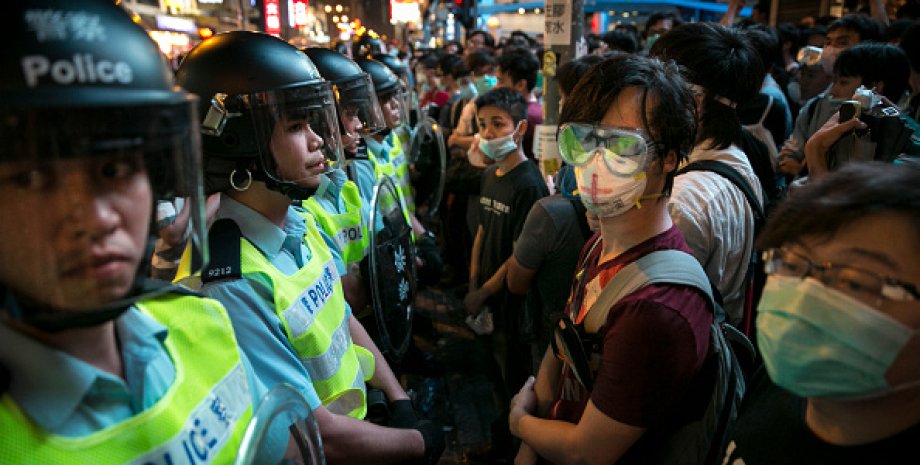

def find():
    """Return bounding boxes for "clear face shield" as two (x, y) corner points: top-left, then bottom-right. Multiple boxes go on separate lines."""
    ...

(0, 97), (208, 329)
(248, 82), (345, 188)
(378, 84), (410, 131)
(334, 74), (387, 151)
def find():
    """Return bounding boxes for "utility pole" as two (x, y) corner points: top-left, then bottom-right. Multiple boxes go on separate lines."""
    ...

(535, 0), (584, 184)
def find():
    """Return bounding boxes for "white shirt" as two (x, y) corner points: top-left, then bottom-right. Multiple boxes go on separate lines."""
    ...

(668, 142), (763, 326)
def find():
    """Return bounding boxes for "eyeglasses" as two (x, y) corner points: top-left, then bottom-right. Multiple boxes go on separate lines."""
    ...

(557, 123), (652, 177)
(764, 248), (920, 304)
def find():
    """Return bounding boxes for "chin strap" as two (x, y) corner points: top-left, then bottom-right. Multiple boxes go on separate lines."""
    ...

(2, 279), (196, 333)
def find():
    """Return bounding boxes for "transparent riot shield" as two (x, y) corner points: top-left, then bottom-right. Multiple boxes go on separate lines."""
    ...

(235, 384), (325, 465)
(406, 117), (447, 217)
(368, 176), (417, 362)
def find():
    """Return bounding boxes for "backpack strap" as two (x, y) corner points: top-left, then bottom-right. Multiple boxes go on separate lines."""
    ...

(583, 249), (716, 333)
(677, 160), (765, 229)
(201, 218), (243, 283)
(757, 95), (773, 126)
(566, 196), (594, 241)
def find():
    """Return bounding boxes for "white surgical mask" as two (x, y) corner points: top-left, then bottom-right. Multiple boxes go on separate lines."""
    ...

(574, 153), (650, 218)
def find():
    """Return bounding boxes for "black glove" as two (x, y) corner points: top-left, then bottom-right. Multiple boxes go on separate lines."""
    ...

(388, 399), (419, 429)
(415, 232), (443, 288)
(414, 419), (445, 465)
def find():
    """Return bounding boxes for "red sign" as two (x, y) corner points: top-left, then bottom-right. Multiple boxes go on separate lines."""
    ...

(264, 0), (281, 36)
(293, 0), (309, 27)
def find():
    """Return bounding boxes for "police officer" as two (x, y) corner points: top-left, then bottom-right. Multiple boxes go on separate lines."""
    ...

(175, 32), (443, 464)
(0, 2), (271, 463)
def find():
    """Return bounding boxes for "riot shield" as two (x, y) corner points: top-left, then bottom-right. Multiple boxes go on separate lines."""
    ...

(235, 384), (325, 465)
(368, 175), (417, 362)
(406, 116), (447, 217)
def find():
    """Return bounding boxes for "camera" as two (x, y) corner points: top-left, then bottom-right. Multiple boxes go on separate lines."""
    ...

(828, 87), (917, 167)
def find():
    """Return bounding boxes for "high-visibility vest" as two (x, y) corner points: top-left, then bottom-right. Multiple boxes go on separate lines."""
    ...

(300, 180), (369, 266)
(366, 145), (413, 235)
(387, 128), (415, 214)
(238, 215), (374, 419)
(0, 295), (253, 464)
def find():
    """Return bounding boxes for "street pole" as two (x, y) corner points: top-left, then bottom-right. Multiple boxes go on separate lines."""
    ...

(536, 0), (584, 184)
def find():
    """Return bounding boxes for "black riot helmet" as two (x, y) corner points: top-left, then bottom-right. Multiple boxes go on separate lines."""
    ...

(303, 47), (386, 135)
(356, 57), (407, 129)
(372, 53), (420, 126)
(176, 32), (343, 199)
(0, 0), (207, 330)
(353, 33), (386, 58)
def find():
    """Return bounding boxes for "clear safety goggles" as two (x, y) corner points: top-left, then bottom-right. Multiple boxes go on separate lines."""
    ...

(557, 123), (653, 176)
(246, 81), (345, 183)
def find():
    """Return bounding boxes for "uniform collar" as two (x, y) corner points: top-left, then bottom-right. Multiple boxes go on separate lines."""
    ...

(216, 194), (306, 261)
(0, 307), (166, 434)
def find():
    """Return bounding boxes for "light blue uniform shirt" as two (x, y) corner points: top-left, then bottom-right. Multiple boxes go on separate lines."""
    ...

(347, 157), (378, 207)
(0, 306), (268, 437)
(199, 195), (352, 411)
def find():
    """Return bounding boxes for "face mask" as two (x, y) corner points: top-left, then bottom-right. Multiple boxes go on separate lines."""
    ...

(757, 275), (915, 399)
(574, 153), (649, 218)
(820, 45), (843, 76)
(474, 75), (498, 94)
(459, 82), (477, 100)
(478, 122), (521, 161)
(645, 33), (661, 51)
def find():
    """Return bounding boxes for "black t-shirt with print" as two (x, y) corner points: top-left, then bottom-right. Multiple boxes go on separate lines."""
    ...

(477, 160), (548, 288)
(724, 367), (919, 465)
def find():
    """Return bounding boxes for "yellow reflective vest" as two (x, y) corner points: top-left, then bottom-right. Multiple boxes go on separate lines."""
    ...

(238, 215), (375, 419)
(300, 180), (369, 267)
(0, 295), (253, 464)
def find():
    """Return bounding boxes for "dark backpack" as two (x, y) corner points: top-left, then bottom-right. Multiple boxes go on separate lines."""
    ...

(559, 240), (754, 465)
(677, 160), (766, 342)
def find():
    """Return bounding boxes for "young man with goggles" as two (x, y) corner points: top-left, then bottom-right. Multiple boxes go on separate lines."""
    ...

(509, 54), (715, 465)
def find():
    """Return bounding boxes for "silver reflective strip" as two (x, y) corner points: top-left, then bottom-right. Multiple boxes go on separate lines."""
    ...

(299, 311), (351, 381)
(283, 259), (338, 340)
(325, 369), (368, 416)
(129, 364), (250, 465)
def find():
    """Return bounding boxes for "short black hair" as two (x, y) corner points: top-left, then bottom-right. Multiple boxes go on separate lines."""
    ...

(437, 53), (463, 77)
(465, 49), (496, 75)
(559, 54), (697, 196)
(897, 2), (920, 19)
(758, 162), (920, 249)
(650, 23), (764, 151)
(834, 42), (911, 102)
(828, 14), (883, 42)
(476, 87), (528, 123)
(497, 48), (540, 91)
(467, 30), (495, 49)
(742, 24), (783, 72)
(644, 10), (684, 37)
(884, 18), (917, 43)
(557, 55), (604, 96)
(601, 30), (639, 54)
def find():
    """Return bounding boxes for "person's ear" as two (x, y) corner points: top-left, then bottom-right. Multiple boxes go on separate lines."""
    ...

(661, 150), (678, 175)
(515, 119), (528, 141)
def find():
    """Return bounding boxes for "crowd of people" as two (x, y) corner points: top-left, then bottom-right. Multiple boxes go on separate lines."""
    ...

(2, 0), (920, 464)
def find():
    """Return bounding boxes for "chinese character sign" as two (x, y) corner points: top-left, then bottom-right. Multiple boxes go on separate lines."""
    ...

(544, 0), (570, 46)
(265, 0), (281, 36)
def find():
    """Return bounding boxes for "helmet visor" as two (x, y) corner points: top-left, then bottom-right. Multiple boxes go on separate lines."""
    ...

(378, 84), (410, 131)
(335, 74), (387, 135)
(557, 123), (651, 176)
(249, 82), (345, 185)
(0, 97), (208, 317)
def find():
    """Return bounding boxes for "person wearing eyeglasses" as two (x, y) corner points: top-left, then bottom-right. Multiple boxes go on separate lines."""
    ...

(509, 54), (715, 465)
(723, 161), (920, 464)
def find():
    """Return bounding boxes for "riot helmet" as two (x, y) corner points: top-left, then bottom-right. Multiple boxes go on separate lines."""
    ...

(0, 0), (207, 330)
(353, 33), (386, 58)
(176, 32), (343, 200)
(372, 53), (420, 126)
(303, 47), (386, 141)
(356, 58), (407, 130)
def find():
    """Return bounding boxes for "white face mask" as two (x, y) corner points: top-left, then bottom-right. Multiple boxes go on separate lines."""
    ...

(478, 122), (522, 161)
(574, 153), (649, 218)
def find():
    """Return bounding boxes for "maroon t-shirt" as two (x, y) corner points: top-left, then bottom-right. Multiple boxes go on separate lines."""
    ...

(550, 225), (712, 429)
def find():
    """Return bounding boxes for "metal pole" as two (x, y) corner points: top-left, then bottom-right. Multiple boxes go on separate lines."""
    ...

(538, 0), (584, 180)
